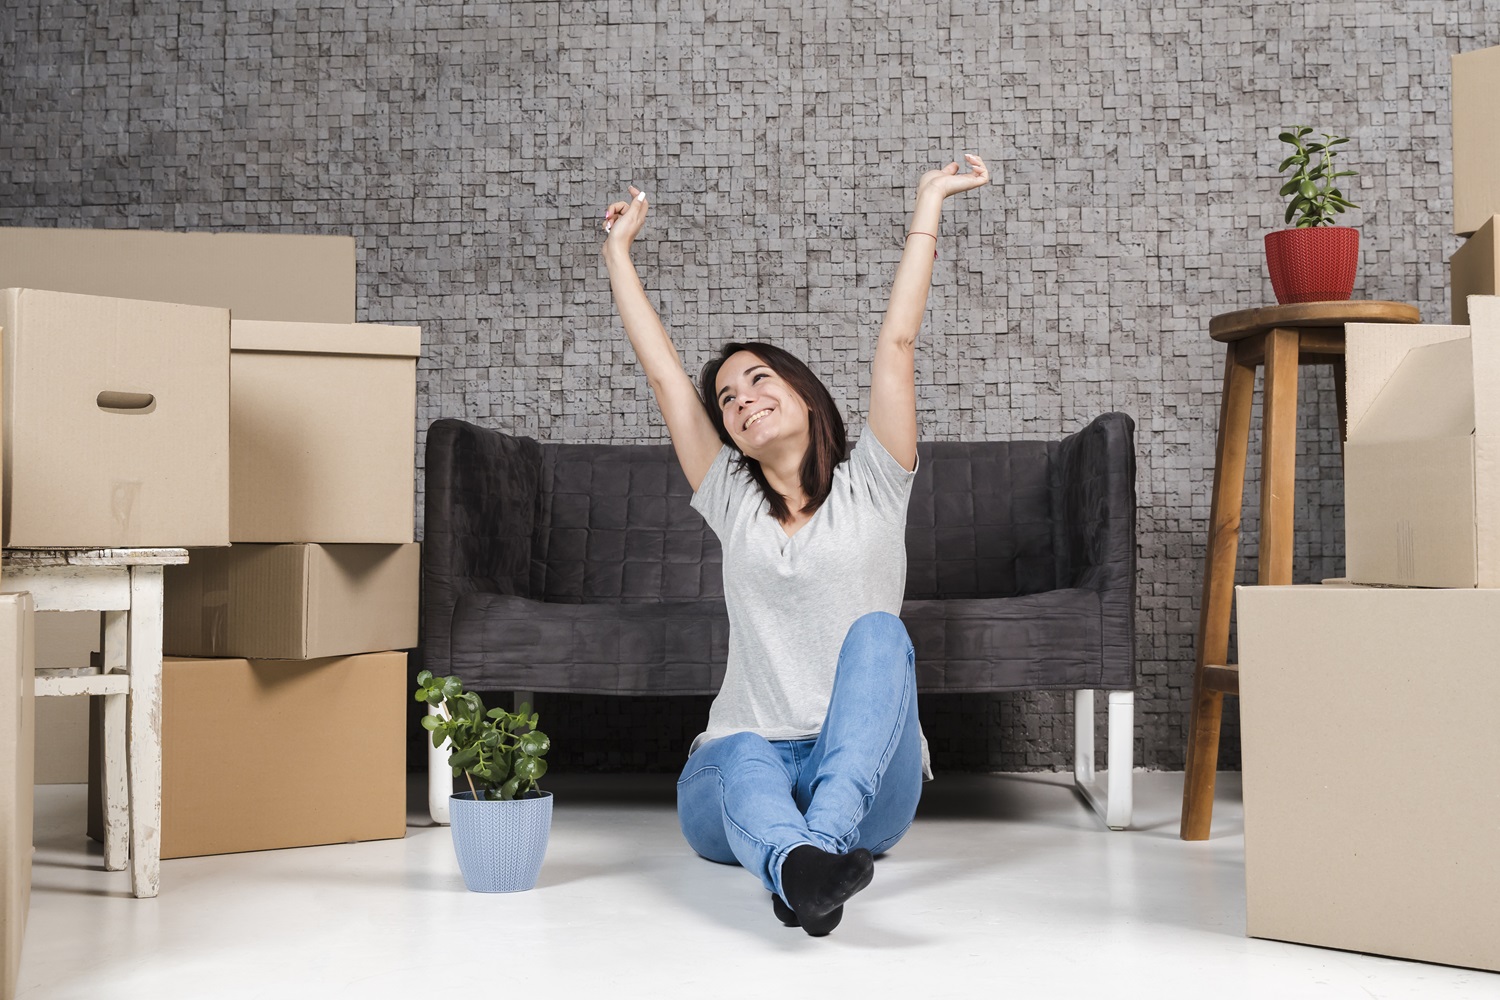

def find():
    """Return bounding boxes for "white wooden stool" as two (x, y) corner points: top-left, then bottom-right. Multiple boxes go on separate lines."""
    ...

(1, 547), (186, 898)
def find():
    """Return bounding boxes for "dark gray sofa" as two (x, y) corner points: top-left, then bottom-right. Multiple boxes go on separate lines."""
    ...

(422, 412), (1137, 826)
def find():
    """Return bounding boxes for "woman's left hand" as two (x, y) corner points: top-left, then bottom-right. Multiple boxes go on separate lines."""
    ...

(916, 153), (990, 201)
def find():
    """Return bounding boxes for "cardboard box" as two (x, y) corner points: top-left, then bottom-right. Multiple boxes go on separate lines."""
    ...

(90, 652), (408, 858)
(1344, 299), (1500, 587)
(1453, 45), (1500, 236)
(163, 543), (419, 659)
(1450, 215), (1499, 324)
(1238, 583), (1500, 972)
(230, 320), (419, 543)
(1, 288), (230, 548)
(1, 594), (37, 1000)
(0, 226), (355, 323)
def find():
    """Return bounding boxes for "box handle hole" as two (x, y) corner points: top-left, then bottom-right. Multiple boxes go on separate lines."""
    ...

(97, 390), (157, 413)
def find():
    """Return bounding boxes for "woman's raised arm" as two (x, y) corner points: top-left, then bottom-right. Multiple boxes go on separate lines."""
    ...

(866, 154), (991, 471)
(602, 186), (723, 490)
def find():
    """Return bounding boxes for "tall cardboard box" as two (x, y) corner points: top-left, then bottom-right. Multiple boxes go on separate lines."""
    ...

(230, 321), (419, 543)
(0, 288), (230, 548)
(91, 652), (408, 858)
(163, 543), (420, 659)
(0, 226), (355, 323)
(1344, 298), (1500, 587)
(1450, 214), (1499, 324)
(1453, 44), (1500, 236)
(1, 593), (37, 1000)
(1238, 584), (1500, 972)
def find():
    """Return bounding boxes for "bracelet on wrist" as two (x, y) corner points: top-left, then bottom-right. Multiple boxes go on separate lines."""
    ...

(905, 231), (938, 259)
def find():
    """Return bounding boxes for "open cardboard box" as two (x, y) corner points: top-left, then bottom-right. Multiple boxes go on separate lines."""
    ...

(1451, 214), (1499, 324)
(1238, 582), (1500, 972)
(1344, 296), (1500, 587)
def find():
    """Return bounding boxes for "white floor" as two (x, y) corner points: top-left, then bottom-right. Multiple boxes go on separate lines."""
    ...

(16, 771), (1499, 999)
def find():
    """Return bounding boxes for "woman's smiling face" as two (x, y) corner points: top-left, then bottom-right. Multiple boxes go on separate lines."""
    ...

(714, 349), (811, 459)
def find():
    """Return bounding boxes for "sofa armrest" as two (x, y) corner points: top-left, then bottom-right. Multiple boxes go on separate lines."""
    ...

(1051, 411), (1137, 687)
(422, 418), (544, 677)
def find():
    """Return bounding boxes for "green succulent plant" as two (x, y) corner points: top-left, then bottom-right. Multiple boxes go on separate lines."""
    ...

(415, 670), (551, 801)
(1277, 125), (1358, 228)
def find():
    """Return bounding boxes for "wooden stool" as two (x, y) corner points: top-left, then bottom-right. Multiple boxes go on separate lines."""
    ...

(1, 547), (187, 896)
(1180, 301), (1420, 841)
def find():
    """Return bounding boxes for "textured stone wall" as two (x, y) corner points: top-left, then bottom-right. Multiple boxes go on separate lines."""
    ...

(4, 1), (1497, 772)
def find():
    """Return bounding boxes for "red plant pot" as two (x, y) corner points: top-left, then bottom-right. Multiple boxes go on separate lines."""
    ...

(1264, 226), (1360, 304)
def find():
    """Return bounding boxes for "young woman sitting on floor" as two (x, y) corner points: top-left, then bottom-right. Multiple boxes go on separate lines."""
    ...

(601, 154), (989, 936)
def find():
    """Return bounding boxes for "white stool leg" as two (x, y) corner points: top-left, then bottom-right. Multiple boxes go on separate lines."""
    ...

(126, 566), (163, 898)
(427, 702), (451, 825)
(100, 611), (129, 872)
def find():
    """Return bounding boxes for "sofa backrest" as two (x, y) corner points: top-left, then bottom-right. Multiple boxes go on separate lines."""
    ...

(905, 440), (1058, 600)
(533, 443), (725, 603)
(532, 438), (1060, 604)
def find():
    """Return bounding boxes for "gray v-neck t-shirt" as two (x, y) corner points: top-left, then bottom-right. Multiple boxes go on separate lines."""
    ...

(690, 430), (930, 777)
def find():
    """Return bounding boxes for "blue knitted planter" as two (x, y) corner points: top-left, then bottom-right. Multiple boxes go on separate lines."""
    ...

(449, 791), (553, 892)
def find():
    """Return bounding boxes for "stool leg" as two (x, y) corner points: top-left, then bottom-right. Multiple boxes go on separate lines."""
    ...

(1182, 341), (1255, 841)
(126, 566), (164, 898)
(101, 611), (130, 872)
(1260, 328), (1300, 586)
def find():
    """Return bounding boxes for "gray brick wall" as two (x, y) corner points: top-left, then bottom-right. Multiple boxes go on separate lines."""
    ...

(4, 1), (1496, 772)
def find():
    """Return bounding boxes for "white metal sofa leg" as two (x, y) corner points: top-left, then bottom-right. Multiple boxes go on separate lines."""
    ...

(1073, 689), (1134, 830)
(427, 702), (452, 825)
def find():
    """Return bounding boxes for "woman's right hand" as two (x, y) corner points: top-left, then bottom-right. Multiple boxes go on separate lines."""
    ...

(602, 185), (649, 257)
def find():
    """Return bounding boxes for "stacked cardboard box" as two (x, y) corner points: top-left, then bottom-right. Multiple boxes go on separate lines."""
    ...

(1, 594), (36, 1000)
(0, 225), (418, 861)
(1237, 46), (1500, 967)
(1236, 296), (1500, 972)
(156, 312), (421, 857)
(144, 314), (421, 858)
(0, 226), (356, 323)
(1237, 584), (1500, 973)
(0, 225), (361, 789)
(1450, 45), (1500, 322)
(0, 288), (232, 548)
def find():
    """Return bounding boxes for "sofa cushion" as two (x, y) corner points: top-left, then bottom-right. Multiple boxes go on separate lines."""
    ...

(451, 592), (729, 696)
(451, 587), (1118, 697)
(902, 588), (1115, 691)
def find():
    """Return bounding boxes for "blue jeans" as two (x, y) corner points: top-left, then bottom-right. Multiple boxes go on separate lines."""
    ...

(676, 611), (923, 900)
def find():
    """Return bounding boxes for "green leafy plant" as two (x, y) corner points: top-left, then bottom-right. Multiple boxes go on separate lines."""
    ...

(1277, 125), (1358, 228)
(415, 670), (551, 801)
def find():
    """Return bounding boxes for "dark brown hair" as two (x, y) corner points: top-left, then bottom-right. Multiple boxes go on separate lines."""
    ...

(698, 342), (848, 524)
